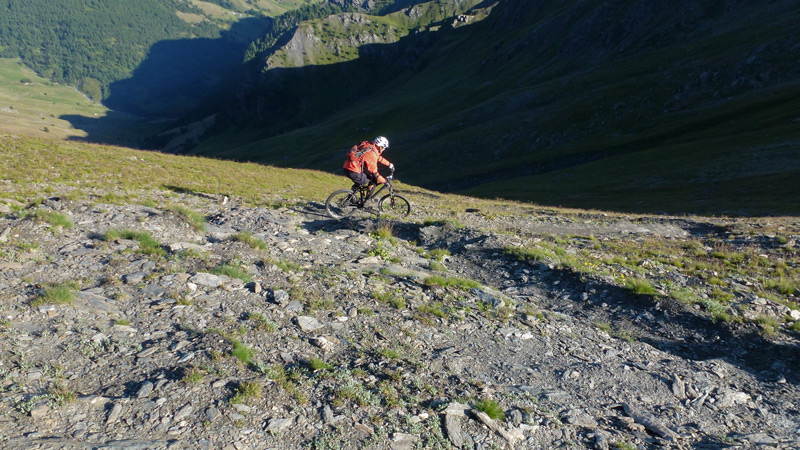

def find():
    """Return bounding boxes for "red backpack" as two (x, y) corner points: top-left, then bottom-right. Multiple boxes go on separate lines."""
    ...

(345, 141), (373, 168)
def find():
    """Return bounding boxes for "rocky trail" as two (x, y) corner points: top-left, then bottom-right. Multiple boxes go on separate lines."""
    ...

(0, 186), (798, 449)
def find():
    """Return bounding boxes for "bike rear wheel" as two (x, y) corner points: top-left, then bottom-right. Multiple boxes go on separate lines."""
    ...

(378, 194), (411, 218)
(325, 190), (359, 219)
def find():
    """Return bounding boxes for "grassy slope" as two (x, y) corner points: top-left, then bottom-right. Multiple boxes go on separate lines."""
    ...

(0, 135), (342, 206)
(192, 0), (800, 215)
(0, 59), (158, 143)
(0, 59), (108, 140)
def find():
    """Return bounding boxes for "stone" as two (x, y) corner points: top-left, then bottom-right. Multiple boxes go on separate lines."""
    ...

(561, 409), (598, 429)
(295, 316), (324, 332)
(189, 273), (223, 288)
(271, 289), (290, 306)
(671, 374), (686, 400)
(174, 404), (193, 421)
(265, 417), (293, 433)
(122, 272), (146, 284)
(390, 432), (419, 450)
(444, 414), (464, 448)
(136, 381), (154, 398)
(107, 403), (123, 424)
(205, 407), (221, 422)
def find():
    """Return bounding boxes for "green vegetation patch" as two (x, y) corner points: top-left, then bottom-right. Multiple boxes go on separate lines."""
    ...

(473, 398), (505, 421)
(423, 275), (481, 291)
(230, 380), (262, 405)
(168, 205), (207, 231)
(32, 282), (77, 306)
(212, 264), (253, 282)
(232, 231), (268, 250)
(104, 229), (166, 257)
(25, 209), (74, 229)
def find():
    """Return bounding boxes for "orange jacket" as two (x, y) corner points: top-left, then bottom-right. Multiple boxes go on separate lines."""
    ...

(343, 142), (391, 183)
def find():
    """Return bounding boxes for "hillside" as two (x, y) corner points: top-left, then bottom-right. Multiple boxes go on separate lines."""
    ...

(0, 0), (325, 118)
(183, 0), (800, 215)
(1, 135), (799, 449)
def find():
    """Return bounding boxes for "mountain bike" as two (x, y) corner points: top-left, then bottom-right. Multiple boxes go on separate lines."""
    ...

(325, 169), (411, 219)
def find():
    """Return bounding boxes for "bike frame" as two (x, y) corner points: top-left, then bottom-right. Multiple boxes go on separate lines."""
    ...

(355, 168), (396, 207)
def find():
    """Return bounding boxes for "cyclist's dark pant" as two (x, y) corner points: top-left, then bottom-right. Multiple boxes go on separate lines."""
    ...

(344, 169), (375, 188)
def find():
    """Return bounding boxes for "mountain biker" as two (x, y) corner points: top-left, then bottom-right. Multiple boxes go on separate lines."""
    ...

(342, 136), (394, 193)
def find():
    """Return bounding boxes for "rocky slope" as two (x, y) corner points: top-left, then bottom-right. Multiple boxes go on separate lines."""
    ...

(1, 182), (798, 449)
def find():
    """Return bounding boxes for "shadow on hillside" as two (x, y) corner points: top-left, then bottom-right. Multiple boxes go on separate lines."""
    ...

(396, 219), (800, 384)
(61, 17), (270, 147)
(61, 4), (474, 156)
(480, 246), (800, 385)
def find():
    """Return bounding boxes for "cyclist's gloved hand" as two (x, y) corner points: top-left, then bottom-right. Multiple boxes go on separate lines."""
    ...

(386, 175), (393, 182)
(389, 163), (394, 170)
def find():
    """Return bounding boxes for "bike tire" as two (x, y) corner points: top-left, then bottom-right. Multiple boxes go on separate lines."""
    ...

(378, 193), (411, 218)
(325, 190), (359, 219)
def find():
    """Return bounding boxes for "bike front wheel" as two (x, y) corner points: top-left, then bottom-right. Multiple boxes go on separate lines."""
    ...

(378, 194), (411, 218)
(325, 190), (359, 219)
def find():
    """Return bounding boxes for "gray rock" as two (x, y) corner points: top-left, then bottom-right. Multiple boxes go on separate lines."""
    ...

(136, 381), (154, 398)
(205, 407), (221, 422)
(390, 432), (419, 450)
(265, 417), (294, 433)
(122, 272), (146, 284)
(561, 409), (598, 429)
(295, 316), (324, 332)
(107, 403), (123, 424)
(189, 273), (223, 287)
(444, 414), (464, 448)
(271, 289), (290, 306)
(174, 403), (193, 421)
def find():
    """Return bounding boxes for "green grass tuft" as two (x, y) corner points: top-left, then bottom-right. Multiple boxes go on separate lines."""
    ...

(473, 398), (505, 421)
(168, 205), (207, 231)
(212, 264), (253, 282)
(624, 278), (657, 295)
(28, 209), (74, 229)
(423, 275), (481, 290)
(104, 229), (166, 257)
(230, 380), (262, 404)
(31, 282), (76, 306)
(233, 231), (268, 251)
(307, 357), (334, 372)
(231, 340), (255, 364)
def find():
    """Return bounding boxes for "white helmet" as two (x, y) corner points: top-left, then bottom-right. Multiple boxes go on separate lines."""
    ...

(374, 136), (389, 149)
